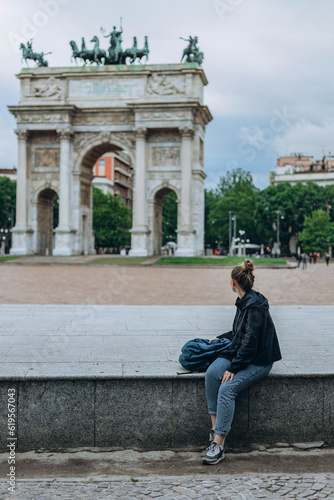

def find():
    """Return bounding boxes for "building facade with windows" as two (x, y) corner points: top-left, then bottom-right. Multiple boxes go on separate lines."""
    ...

(92, 152), (133, 209)
(270, 154), (334, 186)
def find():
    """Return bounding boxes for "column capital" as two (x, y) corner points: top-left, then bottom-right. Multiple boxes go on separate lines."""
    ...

(135, 127), (148, 140)
(179, 126), (194, 139)
(14, 129), (29, 141)
(57, 128), (73, 140)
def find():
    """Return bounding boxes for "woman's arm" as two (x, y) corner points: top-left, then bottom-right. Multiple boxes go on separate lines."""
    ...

(228, 309), (262, 373)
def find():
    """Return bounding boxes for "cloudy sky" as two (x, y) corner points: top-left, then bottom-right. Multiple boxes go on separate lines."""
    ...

(1, 0), (334, 189)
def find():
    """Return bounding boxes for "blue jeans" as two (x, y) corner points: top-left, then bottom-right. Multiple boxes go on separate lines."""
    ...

(205, 357), (272, 437)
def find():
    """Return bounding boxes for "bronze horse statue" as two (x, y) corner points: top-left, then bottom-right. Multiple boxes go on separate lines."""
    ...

(122, 36), (149, 64)
(69, 41), (81, 65)
(20, 42), (50, 67)
(80, 36), (106, 65)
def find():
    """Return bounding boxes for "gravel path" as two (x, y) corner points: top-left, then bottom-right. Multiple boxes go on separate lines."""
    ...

(0, 263), (333, 305)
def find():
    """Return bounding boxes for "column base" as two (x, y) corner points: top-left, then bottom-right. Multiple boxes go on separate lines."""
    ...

(53, 227), (76, 256)
(129, 226), (150, 257)
(10, 226), (34, 256)
(175, 229), (198, 257)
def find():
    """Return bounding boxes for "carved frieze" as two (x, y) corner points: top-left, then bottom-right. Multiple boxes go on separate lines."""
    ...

(29, 132), (60, 145)
(151, 146), (180, 166)
(137, 111), (191, 122)
(146, 74), (185, 95)
(31, 172), (59, 182)
(17, 113), (67, 124)
(73, 113), (134, 126)
(149, 130), (180, 143)
(26, 77), (65, 100)
(35, 148), (60, 168)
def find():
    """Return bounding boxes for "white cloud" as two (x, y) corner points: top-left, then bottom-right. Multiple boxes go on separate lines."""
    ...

(1, 0), (334, 187)
(272, 119), (334, 158)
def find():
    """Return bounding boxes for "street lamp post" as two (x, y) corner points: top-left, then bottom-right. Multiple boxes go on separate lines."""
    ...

(275, 210), (284, 257)
(229, 211), (232, 256)
(239, 229), (245, 257)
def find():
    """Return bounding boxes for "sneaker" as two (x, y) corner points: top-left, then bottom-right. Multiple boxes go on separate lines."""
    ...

(202, 442), (225, 465)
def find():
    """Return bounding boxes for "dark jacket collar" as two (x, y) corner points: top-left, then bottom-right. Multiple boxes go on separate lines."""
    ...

(235, 289), (269, 310)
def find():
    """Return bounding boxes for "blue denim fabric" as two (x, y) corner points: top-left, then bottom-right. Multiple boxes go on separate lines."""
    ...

(205, 357), (272, 437)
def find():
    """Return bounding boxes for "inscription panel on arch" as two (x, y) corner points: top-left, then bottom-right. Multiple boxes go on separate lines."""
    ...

(68, 78), (146, 99)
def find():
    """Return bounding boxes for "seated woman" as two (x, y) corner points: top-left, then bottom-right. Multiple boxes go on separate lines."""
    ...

(203, 259), (282, 465)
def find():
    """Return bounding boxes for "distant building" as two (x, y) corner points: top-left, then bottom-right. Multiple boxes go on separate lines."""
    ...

(92, 152), (133, 209)
(270, 154), (334, 186)
(0, 168), (17, 181)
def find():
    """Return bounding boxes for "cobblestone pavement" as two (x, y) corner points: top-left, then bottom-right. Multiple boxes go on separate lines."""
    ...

(0, 263), (333, 305)
(1, 474), (333, 499)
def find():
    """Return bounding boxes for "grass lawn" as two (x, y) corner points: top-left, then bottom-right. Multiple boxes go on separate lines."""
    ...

(89, 256), (148, 265)
(154, 256), (287, 266)
(0, 256), (20, 262)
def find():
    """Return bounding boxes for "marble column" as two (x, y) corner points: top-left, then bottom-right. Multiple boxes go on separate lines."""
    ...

(53, 128), (74, 256)
(10, 129), (33, 255)
(175, 127), (196, 256)
(129, 127), (149, 256)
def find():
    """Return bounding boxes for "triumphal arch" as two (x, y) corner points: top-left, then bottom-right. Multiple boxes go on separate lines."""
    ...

(9, 63), (212, 256)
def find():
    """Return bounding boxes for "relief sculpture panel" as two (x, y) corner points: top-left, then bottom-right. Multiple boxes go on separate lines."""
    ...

(151, 146), (180, 166)
(35, 148), (60, 168)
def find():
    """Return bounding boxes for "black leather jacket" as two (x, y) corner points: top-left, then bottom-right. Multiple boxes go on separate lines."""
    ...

(218, 289), (282, 373)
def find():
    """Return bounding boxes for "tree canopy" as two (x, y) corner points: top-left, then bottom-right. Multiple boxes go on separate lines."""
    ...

(205, 168), (334, 254)
(161, 191), (177, 245)
(299, 210), (334, 253)
(92, 187), (132, 249)
(0, 177), (16, 229)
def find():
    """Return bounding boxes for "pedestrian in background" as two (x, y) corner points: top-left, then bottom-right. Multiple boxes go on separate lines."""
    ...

(302, 252), (307, 269)
(296, 253), (301, 269)
(325, 252), (330, 266)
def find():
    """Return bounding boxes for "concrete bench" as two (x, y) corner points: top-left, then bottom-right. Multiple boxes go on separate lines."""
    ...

(0, 305), (333, 450)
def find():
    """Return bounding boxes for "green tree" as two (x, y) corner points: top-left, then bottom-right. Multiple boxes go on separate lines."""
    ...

(299, 210), (334, 253)
(255, 182), (333, 254)
(204, 189), (220, 248)
(210, 168), (259, 248)
(161, 191), (177, 245)
(92, 187), (132, 250)
(0, 177), (16, 229)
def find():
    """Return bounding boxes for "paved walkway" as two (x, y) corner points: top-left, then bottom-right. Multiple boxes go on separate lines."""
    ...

(0, 263), (333, 305)
(0, 305), (333, 378)
(1, 474), (333, 499)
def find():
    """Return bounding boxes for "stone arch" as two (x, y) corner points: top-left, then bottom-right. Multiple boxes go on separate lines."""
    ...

(148, 182), (180, 204)
(10, 64), (211, 257)
(36, 187), (58, 255)
(74, 134), (135, 172)
(32, 182), (58, 204)
(152, 185), (179, 255)
(74, 136), (134, 255)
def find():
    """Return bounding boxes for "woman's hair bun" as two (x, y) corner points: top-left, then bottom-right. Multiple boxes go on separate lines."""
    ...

(242, 259), (254, 273)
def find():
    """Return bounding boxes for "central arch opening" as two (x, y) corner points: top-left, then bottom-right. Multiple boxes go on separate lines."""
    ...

(79, 141), (133, 254)
(153, 188), (178, 255)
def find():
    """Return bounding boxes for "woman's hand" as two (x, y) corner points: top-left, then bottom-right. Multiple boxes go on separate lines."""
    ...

(209, 338), (219, 343)
(221, 370), (234, 383)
